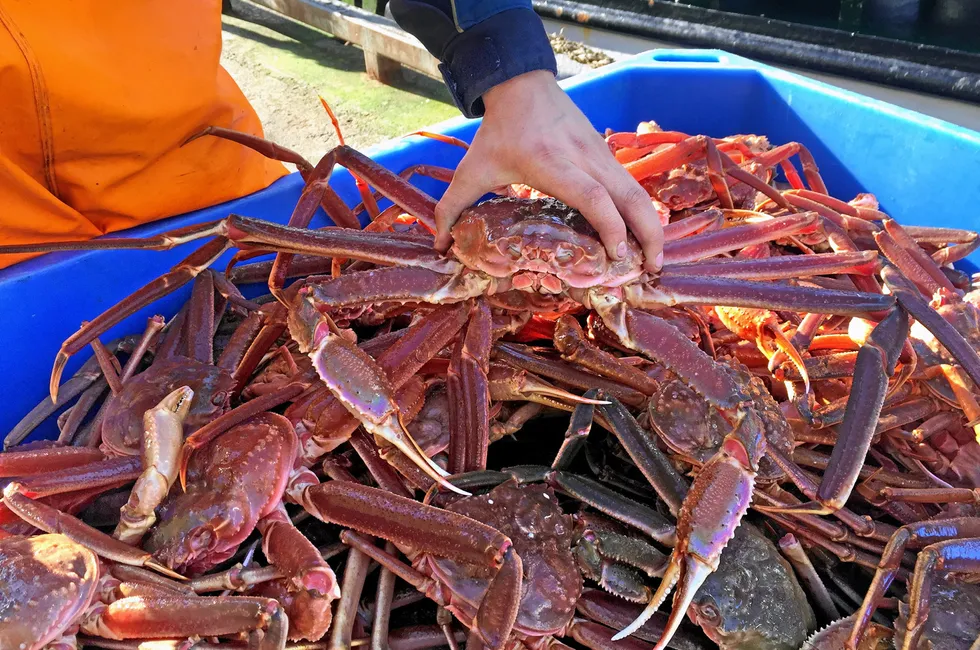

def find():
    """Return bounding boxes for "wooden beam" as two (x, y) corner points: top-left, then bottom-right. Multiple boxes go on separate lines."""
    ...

(248, 0), (443, 83)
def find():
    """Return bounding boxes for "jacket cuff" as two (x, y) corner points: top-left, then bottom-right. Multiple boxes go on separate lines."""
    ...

(439, 8), (557, 119)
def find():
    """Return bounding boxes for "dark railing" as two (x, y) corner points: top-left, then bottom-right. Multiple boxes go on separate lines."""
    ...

(532, 0), (980, 103)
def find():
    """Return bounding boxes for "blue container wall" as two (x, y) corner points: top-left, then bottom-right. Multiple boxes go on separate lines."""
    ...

(2, 50), (979, 441)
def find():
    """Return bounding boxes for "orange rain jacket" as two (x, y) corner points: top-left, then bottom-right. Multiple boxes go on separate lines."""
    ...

(0, 0), (289, 269)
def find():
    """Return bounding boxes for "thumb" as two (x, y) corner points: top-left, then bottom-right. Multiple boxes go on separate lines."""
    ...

(434, 152), (500, 252)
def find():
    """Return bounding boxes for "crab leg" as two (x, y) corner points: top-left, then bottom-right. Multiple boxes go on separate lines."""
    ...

(775, 351), (859, 382)
(229, 253), (335, 284)
(876, 231), (946, 297)
(932, 238), (980, 265)
(447, 299), (493, 474)
(47, 236), (229, 401)
(882, 265), (980, 387)
(881, 218), (958, 293)
(786, 188), (889, 221)
(760, 306), (909, 518)
(662, 212), (819, 265)
(876, 486), (980, 504)
(296, 480), (522, 649)
(626, 274), (895, 316)
(299, 266), (482, 315)
(665, 250), (878, 280)
(590, 300), (743, 410)
(822, 218), (885, 299)
(351, 163), (456, 217)
(743, 141), (827, 194)
(4, 351), (106, 448)
(349, 427), (416, 499)
(548, 469), (677, 546)
(491, 402), (544, 439)
(4, 217), (463, 401)
(775, 191), (879, 233)
(593, 396), (691, 517)
(554, 315), (658, 395)
(192, 125), (362, 229)
(778, 533), (841, 621)
(298, 302), (469, 460)
(0, 445), (105, 476)
(296, 144), (438, 230)
(257, 504), (342, 600)
(1, 483), (184, 579)
(663, 209), (723, 243)
(493, 343), (648, 408)
(308, 328), (464, 494)
(12, 455), (143, 499)
(612, 407), (766, 648)
(848, 517), (980, 650)
(487, 365), (610, 407)
(80, 595), (287, 649)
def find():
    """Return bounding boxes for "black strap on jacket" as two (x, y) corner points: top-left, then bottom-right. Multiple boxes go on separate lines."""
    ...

(389, 0), (558, 118)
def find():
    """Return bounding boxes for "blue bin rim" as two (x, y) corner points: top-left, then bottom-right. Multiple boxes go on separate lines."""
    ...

(2, 47), (978, 283)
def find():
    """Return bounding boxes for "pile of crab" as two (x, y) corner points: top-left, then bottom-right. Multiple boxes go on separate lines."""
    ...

(2, 110), (980, 650)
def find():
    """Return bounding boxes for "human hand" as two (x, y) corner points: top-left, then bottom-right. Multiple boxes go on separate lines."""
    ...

(433, 70), (664, 272)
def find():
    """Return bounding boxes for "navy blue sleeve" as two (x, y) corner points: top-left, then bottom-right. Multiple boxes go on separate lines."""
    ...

(389, 0), (558, 118)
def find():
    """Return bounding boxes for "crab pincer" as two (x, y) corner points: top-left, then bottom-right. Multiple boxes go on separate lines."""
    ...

(613, 407), (766, 649)
(114, 385), (193, 544)
(301, 310), (468, 495)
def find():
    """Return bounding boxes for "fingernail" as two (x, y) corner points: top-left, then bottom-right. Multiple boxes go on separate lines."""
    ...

(616, 242), (627, 259)
(655, 251), (664, 269)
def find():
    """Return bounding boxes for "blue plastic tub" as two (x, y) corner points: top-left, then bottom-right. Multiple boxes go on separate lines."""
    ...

(3, 49), (980, 440)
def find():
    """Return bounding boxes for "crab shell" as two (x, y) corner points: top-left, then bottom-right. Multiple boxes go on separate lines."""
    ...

(647, 358), (794, 482)
(101, 358), (234, 456)
(451, 197), (645, 293)
(688, 523), (815, 650)
(424, 479), (583, 640)
(0, 534), (100, 650)
(143, 412), (297, 576)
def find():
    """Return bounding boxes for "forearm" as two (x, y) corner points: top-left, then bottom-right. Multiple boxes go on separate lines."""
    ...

(389, 0), (557, 118)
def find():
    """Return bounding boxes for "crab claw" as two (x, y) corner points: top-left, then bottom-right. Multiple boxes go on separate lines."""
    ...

(765, 322), (811, 398)
(614, 411), (763, 649)
(613, 554), (715, 649)
(310, 331), (469, 496)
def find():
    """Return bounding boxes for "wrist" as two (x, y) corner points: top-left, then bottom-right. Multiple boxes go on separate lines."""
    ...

(483, 69), (558, 112)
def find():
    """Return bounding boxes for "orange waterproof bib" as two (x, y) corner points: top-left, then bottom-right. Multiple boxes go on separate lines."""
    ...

(0, 0), (288, 269)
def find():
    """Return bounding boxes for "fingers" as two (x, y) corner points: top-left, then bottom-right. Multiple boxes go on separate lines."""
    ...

(433, 149), (498, 252)
(531, 163), (629, 261)
(594, 164), (665, 272)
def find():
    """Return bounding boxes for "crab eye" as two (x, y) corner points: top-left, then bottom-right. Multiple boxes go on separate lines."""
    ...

(507, 244), (522, 259)
(555, 248), (574, 263)
(698, 601), (721, 626)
